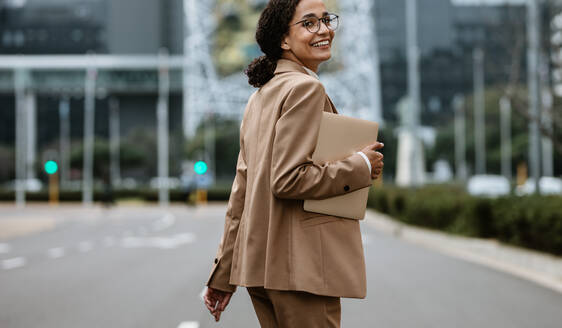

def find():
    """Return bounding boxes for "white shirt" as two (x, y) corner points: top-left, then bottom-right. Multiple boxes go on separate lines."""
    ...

(302, 66), (320, 80)
(302, 65), (372, 176)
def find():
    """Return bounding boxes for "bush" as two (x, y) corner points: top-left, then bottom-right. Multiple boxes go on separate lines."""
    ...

(367, 185), (562, 256)
(492, 196), (562, 255)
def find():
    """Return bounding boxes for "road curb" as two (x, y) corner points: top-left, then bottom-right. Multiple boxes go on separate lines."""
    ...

(364, 210), (562, 294)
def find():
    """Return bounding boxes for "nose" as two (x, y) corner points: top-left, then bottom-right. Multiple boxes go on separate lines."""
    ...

(317, 19), (330, 34)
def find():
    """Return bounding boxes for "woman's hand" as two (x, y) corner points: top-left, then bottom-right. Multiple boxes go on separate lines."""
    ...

(203, 287), (233, 322)
(360, 142), (384, 180)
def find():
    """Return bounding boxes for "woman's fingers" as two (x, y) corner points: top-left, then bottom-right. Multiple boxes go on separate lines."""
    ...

(361, 142), (384, 155)
(371, 142), (384, 151)
(204, 289), (221, 316)
(218, 293), (232, 311)
(204, 288), (233, 322)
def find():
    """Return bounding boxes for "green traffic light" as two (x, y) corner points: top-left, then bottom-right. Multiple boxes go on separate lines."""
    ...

(194, 161), (208, 175)
(44, 160), (58, 175)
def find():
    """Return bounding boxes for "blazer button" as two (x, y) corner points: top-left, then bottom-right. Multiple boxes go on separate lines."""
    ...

(214, 258), (218, 264)
(344, 185), (350, 192)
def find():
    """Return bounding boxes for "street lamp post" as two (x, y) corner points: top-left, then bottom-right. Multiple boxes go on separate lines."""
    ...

(82, 64), (97, 206)
(527, 0), (542, 193)
(453, 95), (467, 181)
(473, 47), (486, 175)
(157, 49), (170, 207)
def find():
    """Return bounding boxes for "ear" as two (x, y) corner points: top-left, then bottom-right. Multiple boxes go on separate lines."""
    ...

(281, 36), (291, 51)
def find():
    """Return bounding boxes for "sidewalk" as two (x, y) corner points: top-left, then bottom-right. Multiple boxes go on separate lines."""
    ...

(364, 210), (562, 294)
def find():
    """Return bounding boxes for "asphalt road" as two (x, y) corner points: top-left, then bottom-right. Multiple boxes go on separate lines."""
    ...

(1, 204), (561, 328)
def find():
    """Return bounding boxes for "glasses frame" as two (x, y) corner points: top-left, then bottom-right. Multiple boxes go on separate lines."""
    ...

(291, 13), (340, 33)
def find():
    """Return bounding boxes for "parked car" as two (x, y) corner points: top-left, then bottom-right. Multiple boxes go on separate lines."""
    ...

(149, 177), (180, 189)
(515, 177), (562, 195)
(467, 175), (510, 197)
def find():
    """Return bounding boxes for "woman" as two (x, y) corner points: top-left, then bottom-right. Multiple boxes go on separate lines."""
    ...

(204, 0), (384, 326)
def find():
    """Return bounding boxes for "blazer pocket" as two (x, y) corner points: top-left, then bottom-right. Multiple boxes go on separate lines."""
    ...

(300, 212), (340, 228)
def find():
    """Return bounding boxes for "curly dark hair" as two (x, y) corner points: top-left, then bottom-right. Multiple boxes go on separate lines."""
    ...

(245, 0), (301, 88)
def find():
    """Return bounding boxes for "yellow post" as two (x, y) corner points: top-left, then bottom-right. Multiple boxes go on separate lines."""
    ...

(196, 189), (207, 205)
(516, 162), (528, 186)
(49, 172), (59, 205)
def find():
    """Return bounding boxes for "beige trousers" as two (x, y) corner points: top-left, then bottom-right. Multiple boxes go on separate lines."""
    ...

(246, 287), (341, 328)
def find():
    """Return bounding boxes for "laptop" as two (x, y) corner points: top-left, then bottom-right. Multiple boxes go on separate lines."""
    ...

(303, 112), (379, 220)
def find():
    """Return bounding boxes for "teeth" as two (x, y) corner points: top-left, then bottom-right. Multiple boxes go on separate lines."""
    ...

(312, 40), (329, 47)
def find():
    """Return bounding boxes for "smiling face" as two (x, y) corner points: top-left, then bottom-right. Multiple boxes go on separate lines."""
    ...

(281, 0), (335, 72)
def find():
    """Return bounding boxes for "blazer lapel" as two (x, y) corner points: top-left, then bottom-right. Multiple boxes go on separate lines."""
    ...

(326, 96), (339, 114)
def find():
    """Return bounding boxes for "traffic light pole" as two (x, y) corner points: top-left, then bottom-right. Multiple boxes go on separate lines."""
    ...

(59, 97), (71, 189)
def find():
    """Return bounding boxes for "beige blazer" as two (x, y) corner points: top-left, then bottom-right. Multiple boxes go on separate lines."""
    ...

(206, 59), (372, 298)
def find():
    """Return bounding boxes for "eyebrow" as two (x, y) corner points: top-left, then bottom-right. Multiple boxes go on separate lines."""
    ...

(301, 11), (329, 19)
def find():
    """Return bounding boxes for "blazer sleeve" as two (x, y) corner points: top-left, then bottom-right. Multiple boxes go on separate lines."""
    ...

(206, 121), (247, 293)
(270, 78), (372, 200)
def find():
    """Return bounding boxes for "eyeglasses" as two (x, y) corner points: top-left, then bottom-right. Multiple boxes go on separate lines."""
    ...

(291, 14), (340, 33)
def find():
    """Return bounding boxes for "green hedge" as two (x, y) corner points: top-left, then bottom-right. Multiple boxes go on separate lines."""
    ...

(0, 187), (232, 203)
(368, 185), (562, 256)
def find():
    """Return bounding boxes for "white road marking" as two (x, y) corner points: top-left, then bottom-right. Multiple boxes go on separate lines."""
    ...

(47, 247), (65, 259)
(152, 213), (175, 232)
(0, 243), (11, 254)
(121, 233), (196, 250)
(177, 322), (199, 328)
(2, 257), (26, 270)
(78, 241), (94, 252)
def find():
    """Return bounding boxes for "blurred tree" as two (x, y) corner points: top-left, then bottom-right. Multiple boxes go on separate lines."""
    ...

(427, 84), (561, 178)
(184, 115), (240, 180)
(70, 140), (110, 178)
(70, 135), (147, 180)
(0, 144), (15, 183)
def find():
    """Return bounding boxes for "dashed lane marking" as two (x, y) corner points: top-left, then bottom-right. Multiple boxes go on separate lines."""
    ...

(121, 233), (196, 249)
(2, 257), (26, 270)
(152, 213), (175, 232)
(177, 322), (199, 328)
